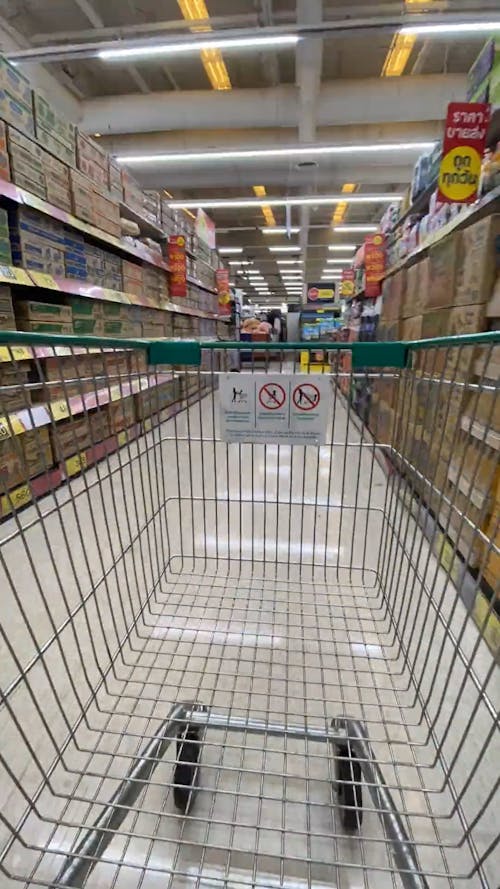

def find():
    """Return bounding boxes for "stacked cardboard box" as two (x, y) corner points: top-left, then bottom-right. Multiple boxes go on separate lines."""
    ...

(0, 208), (12, 264)
(0, 427), (51, 491)
(143, 191), (161, 226)
(143, 265), (169, 306)
(135, 378), (182, 420)
(108, 159), (122, 200)
(7, 127), (47, 199)
(122, 259), (144, 298)
(44, 152), (72, 212)
(70, 168), (94, 224)
(64, 227), (87, 280)
(33, 92), (76, 166)
(0, 57), (34, 138)
(9, 205), (65, 276)
(84, 244), (123, 291)
(0, 285), (14, 330)
(0, 360), (30, 411)
(0, 120), (10, 182)
(91, 184), (121, 238)
(121, 168), (146, 217)
(76, 132), (108, 188)
(15, 299), (73, 334)
(374, 212), (500, 569)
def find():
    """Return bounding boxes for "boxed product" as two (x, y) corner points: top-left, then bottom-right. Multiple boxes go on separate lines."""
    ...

(7, 126), (47, 198)
(420, 304), (487, 377)
(0, 56), (31, 106)
(91, 186), (121, 237)
(108, 159), (123, 199)
(0, 362), (30, 412)
(0, 208), (12, 264)
(73, 318), (104, 335)
(16, 319), (73, 334)
(70, 297), (101, 319)
(33, 92), (76, 150)
(44, 152), (72, 212)
(121, 167), (145, 212)
(0, 427), (52, 491)
(141, 322), (166, 338)
(89, 407), (111, 443)
(0, 120), (10, 182)
(381, 270), (405, 321)
(15, 300), (72, 323)
(76, 131), (108, 187)
(108, 395), (135, 433)
(36, 125), (75, 167)
(401, 315), (423, 341)
(51, 415), (92, 461)
(135, 379), (181, 419)
(102, 320), (128, 337)
(455, 215), (500, 307)
(425, 234), (460, 312)
(69, 168), (94, 224)
(402, 259), (429, 318)
(0, 89), (34, 138)
(100, 301), (127, 319)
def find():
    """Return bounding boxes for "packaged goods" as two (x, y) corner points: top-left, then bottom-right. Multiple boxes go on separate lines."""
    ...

(0, 90), (34, 138)
(455, 215), (500, 306)
(73, 318), (104, 335)
(33, 92), (76, 152)
(425, 234), (460, 312)
(16, 319), (73, 334)
(15, 300), (72, 323)
(0, 428), (51, 491)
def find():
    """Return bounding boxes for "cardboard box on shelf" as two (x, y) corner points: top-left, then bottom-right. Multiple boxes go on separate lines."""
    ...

(33, 92), (76, 150)
(73, 318), (104, 336)
(135, 379), (181, 420)
(15, 300), (72, 324)
(141, 322), (166, 338)
(89, 407), (111, 443)
(425, 234), (460, 312)
(122, 259), (143, 283)
(0, 56), (32, 107)
(403, 259), (429, 318)
(15, 317), (73, 335)
(108, 159), (122, 199)
(381, 269), (405, 321)
(108, 395), (135, 433)
(69, 168), (94, 224)
(455, 215), (500, 307)
(0, 428), (52, 491)
(36, 125), (75, 167)
(50, 415), (92, 461)
(0, 90), (35, 138)
(69, 297), (101, 319)
(101, 302), (128, 320)
(401, 315), (423, 341)
(0, 120), (10, 182)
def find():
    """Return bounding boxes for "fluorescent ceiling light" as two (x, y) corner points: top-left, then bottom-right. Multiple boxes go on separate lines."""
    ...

(100, 33), (299, 61)
(169, 194), (403, 209)
(262, 226), (301, 234)
(219, 247), (243, 254)
(116, 140), (433, 164)
(229, 259), (252, 266)
(401, 21), (500, 36)
(327, 258), (353, 264)
(328, 244), (357, 251)
(269, 245), (301, 253)
(333, 224), (378, 233)
(277, 259), (303, 265)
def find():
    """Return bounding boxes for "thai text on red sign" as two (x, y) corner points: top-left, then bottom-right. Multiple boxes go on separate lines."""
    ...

(216, 268), (231, 316)
(438, 102), (491, 204)
(364, 233), (385, 298)
(168, 235), (187, 298)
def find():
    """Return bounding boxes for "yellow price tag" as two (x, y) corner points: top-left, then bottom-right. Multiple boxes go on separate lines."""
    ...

(50, 399), (70, 421)
(440, 538), (456, 575)
(117, 430), (127, 447)
(65, 452), (88, 477)
(143, 418), (152, 433)
(0, 414), (25, 438)
(0, 264), (33, 286)
(109, 385), (122, 402)
(1, 483), (32, 516)
(0, 346), (32, 362)
(29, 272), (60, 290)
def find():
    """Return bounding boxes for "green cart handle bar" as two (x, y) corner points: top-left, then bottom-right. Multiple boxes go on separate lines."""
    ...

(0, 329), (498, 369)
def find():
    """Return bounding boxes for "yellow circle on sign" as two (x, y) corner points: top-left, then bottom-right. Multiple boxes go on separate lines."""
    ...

(342, 280), (355, 297)
(438, 146), (481, 202)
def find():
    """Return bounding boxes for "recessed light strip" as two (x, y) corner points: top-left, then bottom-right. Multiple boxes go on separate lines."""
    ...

(169, 194), (402, 209)
(116, 141), (434, 164)
(100, 33), (300, 61)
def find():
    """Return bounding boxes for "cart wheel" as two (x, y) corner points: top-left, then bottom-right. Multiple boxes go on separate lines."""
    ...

(173, 725), (203, 814)
(335, 744), (363, 830)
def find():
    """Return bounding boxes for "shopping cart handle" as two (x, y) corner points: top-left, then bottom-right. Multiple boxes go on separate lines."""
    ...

(334, 717), (430, 889)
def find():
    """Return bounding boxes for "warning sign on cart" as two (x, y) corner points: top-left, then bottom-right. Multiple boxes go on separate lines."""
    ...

(219, 374), (330, 445)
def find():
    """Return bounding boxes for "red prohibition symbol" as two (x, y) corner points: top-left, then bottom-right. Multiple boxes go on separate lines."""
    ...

(293, 383), (320, 411)
(258, 382), (286, 410)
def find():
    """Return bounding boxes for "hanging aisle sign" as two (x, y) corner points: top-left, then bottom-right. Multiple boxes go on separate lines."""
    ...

(168, 235), (187, 298)
(216, 268), (231, 316)
(364, 233), (385, 298)
(340, 269), (355, 298)
(437, 102), (491, 204)
(195, 208), (216, 250)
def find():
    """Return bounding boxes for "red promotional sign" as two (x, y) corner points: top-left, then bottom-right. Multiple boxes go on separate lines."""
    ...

(216, 268), (231, 316)
(168, 235), (187, 298)
(438, 102), (491, 204)
(340, 269), (355, 298)
(364, 233), (385, 298)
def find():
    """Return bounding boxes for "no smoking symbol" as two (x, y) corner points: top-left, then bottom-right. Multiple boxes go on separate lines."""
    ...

(293, 383), (320, 411)
(259, 383), (286, 410)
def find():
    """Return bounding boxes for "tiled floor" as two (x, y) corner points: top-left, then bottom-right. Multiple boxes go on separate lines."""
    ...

(0, 375), (497, 888)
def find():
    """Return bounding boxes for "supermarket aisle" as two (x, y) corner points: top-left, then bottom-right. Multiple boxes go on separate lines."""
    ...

(0, 383), (497, 889)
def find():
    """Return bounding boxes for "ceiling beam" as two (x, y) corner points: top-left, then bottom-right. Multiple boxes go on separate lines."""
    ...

(79, 74), (464, 135)
(72, 0), (150, 94)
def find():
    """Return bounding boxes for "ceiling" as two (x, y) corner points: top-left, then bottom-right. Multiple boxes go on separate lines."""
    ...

(0, 0), (497, 305)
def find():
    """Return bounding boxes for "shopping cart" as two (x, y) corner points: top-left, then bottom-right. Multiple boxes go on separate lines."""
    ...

(0, 331), (498, 889)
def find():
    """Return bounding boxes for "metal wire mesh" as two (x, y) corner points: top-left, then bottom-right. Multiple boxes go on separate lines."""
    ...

(0, 339), (498, 888)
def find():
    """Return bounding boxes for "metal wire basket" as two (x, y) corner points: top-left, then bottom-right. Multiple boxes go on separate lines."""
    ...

(0, 331), (498, 889)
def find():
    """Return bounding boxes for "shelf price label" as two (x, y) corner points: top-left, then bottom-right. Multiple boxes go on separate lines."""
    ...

(65, 452), (88, 477)
(438, 102), (491, 204)
(29, 272), (60, 290)
(0, 414), (26, 438)
(0, 346), (32, 363)
(1, 483), (32, 516)
(49, 399), (70, 421)
(0, 265), (33, 286)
